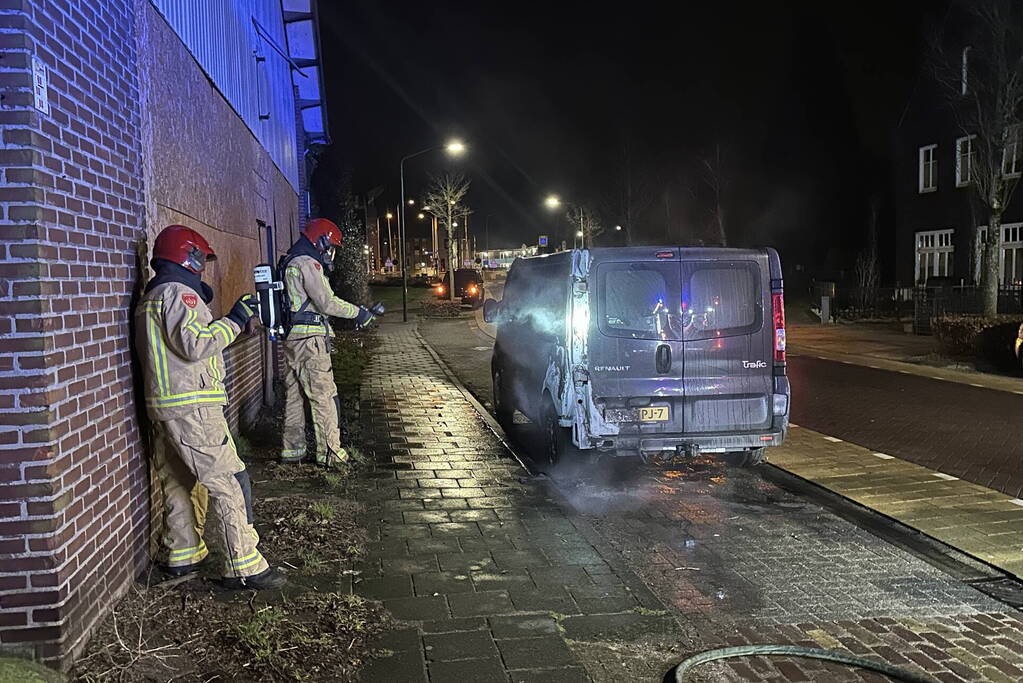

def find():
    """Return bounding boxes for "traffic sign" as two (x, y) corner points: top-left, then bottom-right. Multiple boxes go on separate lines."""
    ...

(538, 235), (548, 247)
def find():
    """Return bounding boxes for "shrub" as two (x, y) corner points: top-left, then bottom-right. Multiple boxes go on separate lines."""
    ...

(422, 300), (462, 317)
(931, 314), (1021, 370)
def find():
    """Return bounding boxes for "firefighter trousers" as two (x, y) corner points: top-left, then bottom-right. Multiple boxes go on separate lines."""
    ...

(152, 407), (268, 578)
(281, 335), (346, 464)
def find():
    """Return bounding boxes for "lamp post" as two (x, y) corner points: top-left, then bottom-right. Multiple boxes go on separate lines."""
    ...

(544, 194), (587, 250)
(399, 139), (466, 322)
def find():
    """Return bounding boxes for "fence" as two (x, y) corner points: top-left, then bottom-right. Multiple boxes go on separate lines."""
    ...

(912, 285), (1023, 334)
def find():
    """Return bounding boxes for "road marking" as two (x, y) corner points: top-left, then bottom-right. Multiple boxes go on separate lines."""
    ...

(873, 453), (894, 460)
(823, 436), (843, 443)
(932, 473), (959, 481)
(1011, 499), (1023, 507)
(968, 383), (983, 388)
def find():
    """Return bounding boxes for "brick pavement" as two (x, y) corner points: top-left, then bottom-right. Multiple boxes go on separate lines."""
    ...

(356, 321), (1023, 682)
(355, 323), (689, 682)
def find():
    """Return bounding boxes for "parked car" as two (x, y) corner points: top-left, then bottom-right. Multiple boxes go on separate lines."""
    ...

(435, 268), (485, 308)
(483, 247), (790, 469)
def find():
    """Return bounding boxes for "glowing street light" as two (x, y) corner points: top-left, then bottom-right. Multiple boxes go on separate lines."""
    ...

(615, 225), (622, 231)
(445, 139), (466, 156)
(386, 212), (393, 219)
(417, 212), (425, 220)
(399, 138), (468, 320)
(544, 194), (561, 210)
(407, 198), (415, 205)
(576, 230), (584, 238)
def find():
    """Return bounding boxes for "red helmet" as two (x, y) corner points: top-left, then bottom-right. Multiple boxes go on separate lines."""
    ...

(153, 225), (217, 274)
(302, 218), (343, 255)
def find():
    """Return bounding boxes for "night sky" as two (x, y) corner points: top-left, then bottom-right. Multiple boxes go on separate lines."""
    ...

(317, 0), (946, 272)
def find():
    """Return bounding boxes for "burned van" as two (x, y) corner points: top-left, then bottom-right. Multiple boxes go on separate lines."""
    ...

(483, 247), (789, 468)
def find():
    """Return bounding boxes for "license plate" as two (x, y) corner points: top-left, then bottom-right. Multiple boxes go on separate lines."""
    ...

(639, 406), (669, 422)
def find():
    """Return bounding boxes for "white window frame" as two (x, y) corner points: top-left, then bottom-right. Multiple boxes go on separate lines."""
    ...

(918, 144), (937, 193)
(1003, 124), (1022, 178)
(915, 229), (954, 284)
(955, 135), (976, 187)
(975, 223), (1023, 285)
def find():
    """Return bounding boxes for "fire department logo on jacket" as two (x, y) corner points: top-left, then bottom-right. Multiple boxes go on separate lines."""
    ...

(182, 293), (198, 308)
(314, 263), (321, 270)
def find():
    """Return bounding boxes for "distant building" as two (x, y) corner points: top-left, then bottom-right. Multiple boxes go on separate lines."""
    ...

(894, 22), (1023, 287)
(0, 0), (327, 667)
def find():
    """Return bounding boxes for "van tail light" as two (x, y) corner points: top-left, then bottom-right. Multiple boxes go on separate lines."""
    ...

(772, 291), (786, 366)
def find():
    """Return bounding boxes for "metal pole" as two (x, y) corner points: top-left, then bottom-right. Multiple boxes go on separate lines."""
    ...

(400, 160), (408, 322)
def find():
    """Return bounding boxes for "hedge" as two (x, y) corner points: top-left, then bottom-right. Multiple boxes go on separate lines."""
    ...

(931, 314), (1022, 370)
(422, 300), (463, 318)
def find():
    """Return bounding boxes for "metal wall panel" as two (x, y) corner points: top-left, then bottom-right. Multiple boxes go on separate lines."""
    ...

(149, 0), (299, 190)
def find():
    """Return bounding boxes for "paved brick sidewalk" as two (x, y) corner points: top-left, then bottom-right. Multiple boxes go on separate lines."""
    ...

(356, 322), (1023, 682)
(355, 323), (689, 682)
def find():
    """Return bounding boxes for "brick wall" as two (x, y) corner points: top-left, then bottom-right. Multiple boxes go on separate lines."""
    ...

(0, 0), (300, 668)
(0, 0), (148, 664)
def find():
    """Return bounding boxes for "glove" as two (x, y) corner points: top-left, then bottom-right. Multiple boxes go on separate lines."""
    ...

(354, 306), (375, 329)
(368, 302), (385, 316)
(227, 293), (259, 328)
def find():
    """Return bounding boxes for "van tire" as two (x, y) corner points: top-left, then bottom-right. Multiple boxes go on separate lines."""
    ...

(492, 365), (514, 430)
(541, 396), (574, 469)
(725, 448), (766, 468)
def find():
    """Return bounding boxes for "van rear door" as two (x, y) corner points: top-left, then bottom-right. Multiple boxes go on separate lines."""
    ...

(589, 252), (685, 435)
(681, 255), (772, 434)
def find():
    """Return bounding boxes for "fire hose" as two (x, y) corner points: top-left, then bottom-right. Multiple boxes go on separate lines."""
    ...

(669, 645), (937, 683)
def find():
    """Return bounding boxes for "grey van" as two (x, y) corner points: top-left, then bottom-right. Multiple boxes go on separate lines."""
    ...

(483, 247), (789, 468)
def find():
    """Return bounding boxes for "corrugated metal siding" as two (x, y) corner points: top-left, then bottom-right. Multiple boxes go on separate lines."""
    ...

(150, 0), (299, 190)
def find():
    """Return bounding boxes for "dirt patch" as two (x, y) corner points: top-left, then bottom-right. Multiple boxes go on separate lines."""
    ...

(72, 331), (389, 682)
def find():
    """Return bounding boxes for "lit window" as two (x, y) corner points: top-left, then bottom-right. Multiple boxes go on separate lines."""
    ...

(961, 46), (971, 96)
(1003, 125), (1022, 177)
(919, 144), (937, 193)
(955, 135), (976, 187)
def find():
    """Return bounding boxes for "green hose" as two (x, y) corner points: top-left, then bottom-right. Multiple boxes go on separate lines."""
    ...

(671, 645), (938, 683)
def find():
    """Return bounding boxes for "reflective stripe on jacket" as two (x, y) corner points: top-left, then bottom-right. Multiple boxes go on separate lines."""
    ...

(284, 254), (359, 339)
(136, 281), (241, 420)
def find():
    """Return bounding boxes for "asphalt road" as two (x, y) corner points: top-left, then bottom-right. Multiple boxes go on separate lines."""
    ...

(788, 355), (1023, 499)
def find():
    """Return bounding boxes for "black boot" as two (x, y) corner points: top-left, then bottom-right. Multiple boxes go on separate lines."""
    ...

(219, 566), (287, 591)
(156, 556), (209, 578)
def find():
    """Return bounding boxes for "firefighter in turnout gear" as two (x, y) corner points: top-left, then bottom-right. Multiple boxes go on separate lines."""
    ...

(280, 218), (376, 468)
(136, 225), (285, 590)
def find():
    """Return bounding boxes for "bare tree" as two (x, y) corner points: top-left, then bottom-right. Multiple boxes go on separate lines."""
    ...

(424, 172), (470, 302)
(855, 197), (881, 311)
(701, 143), (729, 247)
(931, 0), (1023, 315)
(605, 133), (654, 245)
(566, 205), (603, 249)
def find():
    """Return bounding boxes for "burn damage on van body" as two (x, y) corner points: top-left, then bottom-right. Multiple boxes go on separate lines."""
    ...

(488, 246), (790, 467)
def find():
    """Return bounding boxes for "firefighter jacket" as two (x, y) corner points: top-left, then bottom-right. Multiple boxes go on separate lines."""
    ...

(136, 262), (242, 421)
(283, 240), (360, 340)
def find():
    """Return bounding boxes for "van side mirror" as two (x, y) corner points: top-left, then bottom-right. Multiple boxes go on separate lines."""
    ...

(482, 298), (501, 324)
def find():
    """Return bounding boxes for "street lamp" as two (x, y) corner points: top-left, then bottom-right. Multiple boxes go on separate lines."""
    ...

(615, 225), (622, 231)
(400, 139), (467, 321)
(544, 194), (561, 210)
(417, 212), (425, 220)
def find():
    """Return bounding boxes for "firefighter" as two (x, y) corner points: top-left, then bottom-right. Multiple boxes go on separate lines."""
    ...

(136, 224), (285, 590)
(280, 218), (376, 468)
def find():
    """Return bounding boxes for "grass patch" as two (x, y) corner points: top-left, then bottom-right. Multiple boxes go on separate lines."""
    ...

(369, 285), (432, 314)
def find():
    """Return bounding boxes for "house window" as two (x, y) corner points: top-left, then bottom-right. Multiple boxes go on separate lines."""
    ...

(1003, 124), (1022, 177)
(919, 144), (937, 193)
(915, 229), (954, 284)
(955, 135), (976, 187)
(974, 224), (1023, 285)
(961, 46), (971, 96)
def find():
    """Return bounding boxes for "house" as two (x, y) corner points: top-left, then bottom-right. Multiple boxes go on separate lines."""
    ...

(0, 0), (327, 667)
(894, 17), (1023, 290)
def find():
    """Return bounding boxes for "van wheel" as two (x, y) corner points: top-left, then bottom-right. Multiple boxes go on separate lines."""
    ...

(725, 448), (766, 468)
(541, 397), (574, 469)
(492, 366), (514, 430)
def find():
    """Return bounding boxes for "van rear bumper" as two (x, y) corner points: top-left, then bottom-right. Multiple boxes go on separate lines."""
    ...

(595, 427), (788, 456)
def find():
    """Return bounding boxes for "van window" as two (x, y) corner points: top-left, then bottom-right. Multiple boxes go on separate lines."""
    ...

(598, 263), (682, 340)
(682, 262), (761, 340)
